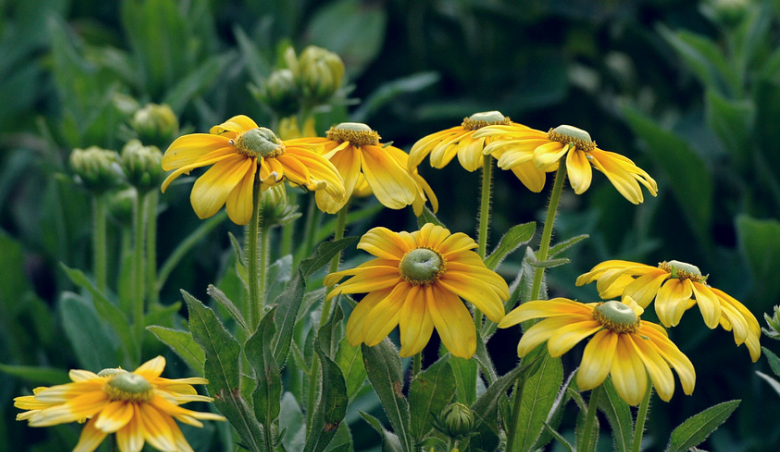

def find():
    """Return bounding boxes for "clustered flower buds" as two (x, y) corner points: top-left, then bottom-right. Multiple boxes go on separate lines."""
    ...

(121, 139), (164, 192)
(263, 69), (300, 117)
(69, 146), (124, 193)
(286, 45), (345, 105)
(130, 103), (179, 148)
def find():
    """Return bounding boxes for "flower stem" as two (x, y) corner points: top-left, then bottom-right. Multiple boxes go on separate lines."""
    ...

(92, 194), (108, 294)
(631, 384), (653, 452)
(247, 179), (263, 331)
(259, 222), (271, 315)
(530, 160), (567, 302)
(475, 155), (493, 329)
(579, 384), (602, 452)
(145, 190), (159, 305)
(319, 205), (348, 330)
(132, 189), (146, 352)
(413, 352), (422, 378)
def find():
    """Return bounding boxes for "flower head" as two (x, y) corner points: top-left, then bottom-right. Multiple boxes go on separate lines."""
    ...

(324, 223), (508, 358)
(15, 356), (225, 452)
(499, 298), (695, 405)
(576, 259), (761, 361)
(473, 123), (658, 203)
(286, 122), (433, 214)
(161, 115), (344, 225)
(408, 111), (549, 193)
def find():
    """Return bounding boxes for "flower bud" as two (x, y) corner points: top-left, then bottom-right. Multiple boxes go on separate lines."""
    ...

(259, 184), (301, 228)
(292, 46), (345, 104)
(69, 146), (124, 193)
(263, 69), (300, 117)
(702, 0), (749, 27)
(763, 305), (780, 341)
(433, 402), (476, 439)
(121, 139), (164, 191)
(108, 187), (137, 227)
(130, 103), (179, 148)
(278, 116), (317, 140)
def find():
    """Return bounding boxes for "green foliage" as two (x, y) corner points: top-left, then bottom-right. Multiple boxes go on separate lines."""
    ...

(665, 401), (741, 452)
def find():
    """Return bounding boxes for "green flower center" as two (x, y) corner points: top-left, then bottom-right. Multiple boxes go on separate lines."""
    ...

(592, 301), (640, 334)
(658, 260), (708, 283)
(231, 127), (285, 158)
(103, 372), (154, 403)
(547, 125), (596, 152)
(399, 248), (446, 286)
(326, 122), (380, 146)
(461, 111), (512, 130)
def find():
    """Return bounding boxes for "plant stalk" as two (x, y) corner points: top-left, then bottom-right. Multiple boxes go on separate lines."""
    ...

(319, 205), (348, 330)
(247, 179), (263, 331)
(92, 194), (108, 294)
(579, 384), (602, 452)
(145, 190), (159, 305)
(631, 384), (653, 452)
(529, 159), (567, 302)
(132, 189), (146, 352)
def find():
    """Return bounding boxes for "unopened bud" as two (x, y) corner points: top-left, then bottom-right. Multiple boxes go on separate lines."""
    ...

(434, 402), (476, 439)
(130, 103), (179, 148)
(263, 69), (300, 117)
(259, 184), (301, 227)
(763, 305), (780, 340)
(121, 139), (164, 191)
(70, 146), (124, 193)
(294, 46), (345, 104)
(108, 187), (137, 227)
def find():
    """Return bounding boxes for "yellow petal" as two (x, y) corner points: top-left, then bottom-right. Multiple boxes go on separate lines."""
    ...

(162, 135), (231, 170)
(691, 282), (722, 329)
(316, 145), (360, 213)
(546, 320), (602, 357)
(210, 115), (258, 135)
(93, 401), (134, 433)
(589, 149), (645, 204)
(138, 404), (177, 452)
(361, 145), (417, 209)
(225, 163), (256, 225)
(115, 405), (144, 452)
(641, 322), (696, 395)
(160, 147), (237, 192)
(623, 272), (668, 308)
(516, 317), (577, 357)
(509, 161), (547, 193)
(398, 286), (434, 357)
(499, 299), (593, 328)
(577, 330), (617, 390)
(429, 132), (466, 168)
(655, 279), (692, 327)
(427, 285), (476, 359)
(610, 337), (647, 406)
(437, 273), (504, 323)
(533, 142), (568, 170)
(566, 149), (593, 194)
(363, 284), (409, 346)
(73, 417), (109, 452)
(438, 232), (478, 257)
(627, 333), (676, 402)
(409, 127), (461, 169)
(325, 268), (401, 300)
(190, 155), (254, 220)
(346, 289), (393, 346)
(358, 227), (413, 260)
(457, 136), (485, 172)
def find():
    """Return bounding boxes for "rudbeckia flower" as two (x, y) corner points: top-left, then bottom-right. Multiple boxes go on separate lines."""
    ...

(15, 356), (225, 452)
(408, 111), (548, 192)
(161, 115), (344, 225)
(324, 223), (508, 358)
(472, 124), (658, 204)
(285, 122), (427, 214)
(576, 259), (761, 361)
(499, 298), (695, 406)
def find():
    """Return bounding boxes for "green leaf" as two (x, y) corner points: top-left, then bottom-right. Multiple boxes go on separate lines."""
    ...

(409, 355), (456, 442)
(304, 335), (349, 452)
(450, 356), (478, 406)
(362, 340), (414, 452)
(272, 269), (306, 367)
(547, 234), (588, 258)
(206, 284), (249, 335)
(763, 347), (780, 377)
(736, 215), (780, 303)
(359, 411), (404, 452)
(319, 305), (345, 360)
(756, 371), (780, 398)
(247, 308), (281, 428)
(60, 264), (138, 365)
(526, 257), (570, 269)
(543, 422), (574, 452)
(335, 335), (366, 400)
(0, 364), (70, 385)
(266, 254), (294, 305)
(163, 53), (235, 114)
(705, 89), (753, 168)
(622, 105), (713, 241)
(665, 400), (740, 452)
(597, 377), (634, 452)
(513, 353), (563, 452)
(146, 326), (205, 373)
(183, 290), (264, 452)
(575, 400), (599, 452)
(531, 370), (575, 451)
(300, 237), (358, 278)
(280, 392), (306, 452)
(417, 205), (446, 229)
(60, 292), (118, 371)
(353, 72), (441, 123)
(484, 222), (536, 270)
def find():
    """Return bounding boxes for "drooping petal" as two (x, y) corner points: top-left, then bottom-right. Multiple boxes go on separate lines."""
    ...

(641, 322), (696, 395)
(138, 404), (177, 452)
(499, 299), (594, 328)
(437, 273), (505, 323)
(566, 149), (593, 194)
(427, 285), (476, 358)
(162, 135), (231, 170)
(93, 400), (134, 433)
(398, 286), (435, 357)
(627, 333), (676, 402)
(73, 417), (109, 452)
(533, 142), (569, 170)
(623, 271), (669, 308)
(609, 337), (648, 406)
(346, 288), (394, 346)
(361, 145), (417, 209)
(589, 149), (645, 204)
(516, 316), (579, 357)
(458, 136), (486, 172)
(363, 284), (411, 346)
(546, 320), (602, 357)
(190, 155), (254, 219)
(316, 144), (360, 214)
(691, 282), (722, 329)
(225, 161), (256, 225)
(509, 161), (547, 193)
(115, 405), (144, 452)
(655, 279), (693, 327)
(577, 330), (618, 390)
(408, 127), (461, 169)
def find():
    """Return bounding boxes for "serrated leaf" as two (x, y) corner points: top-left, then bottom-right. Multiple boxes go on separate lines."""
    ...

(417, 205), (445, 229)
(183, 290), (264, 452)
(205, 284), (248, 335)
(762, 347), (780, 377)
(0, 364), (70, 385)
(409, 355), (456, 442)
(146, 326), (205, 373)
(362, 340), (414, 452)
(665, 400), (740, 452)
(527, 258), (570, 269)
(513, 353), (563, 452)
(336, 336), (366, 400)
(247, 308), (281, 427)
(547, 234), (588, 258)
(300, 237), (358, 278)
(304, 335), (348, 452)
(272, 269), (306, 367)
(597, 377), (633, 452)
(484, 222), (536, 270)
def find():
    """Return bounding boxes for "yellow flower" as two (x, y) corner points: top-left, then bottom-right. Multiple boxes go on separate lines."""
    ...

(285, 122), (430, 214)
(473, 123), (658, 203)
(499, 298), (695, 405)
(408, 111), (548, 192)
(15, 356), (225, 452)
(161, 115), (344, 225)
(576, 259), (761, 361)
(324, 223), (508, 358)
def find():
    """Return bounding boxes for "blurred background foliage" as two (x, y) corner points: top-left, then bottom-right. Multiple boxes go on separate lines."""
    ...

(2, 0), (780, 450)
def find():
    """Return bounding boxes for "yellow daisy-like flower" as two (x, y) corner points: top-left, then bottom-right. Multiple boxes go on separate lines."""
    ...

(576, 259), (761, 361)
(472, 123), (658, 204)
(285, 122), (428, 214)
(408, 111), (548, 192)
(15, 356), (225, 452)
(499, 298), (695, 406)
(324, 223), (508, 358)
(161, 115), (344, 225)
